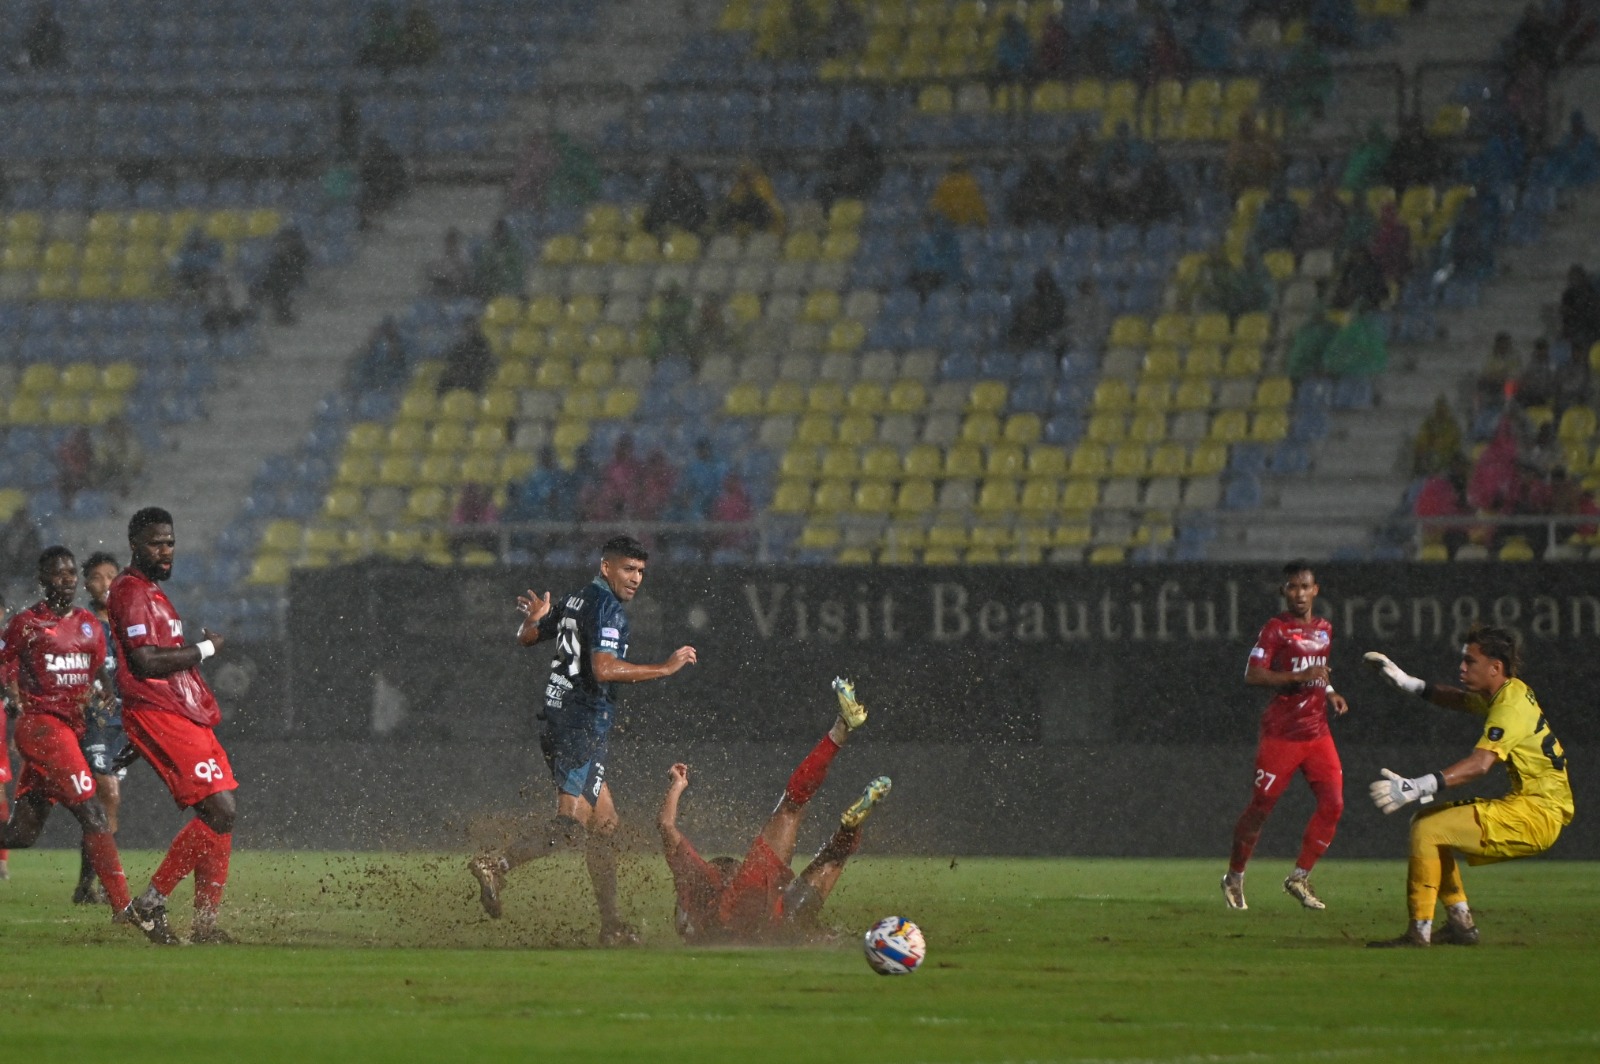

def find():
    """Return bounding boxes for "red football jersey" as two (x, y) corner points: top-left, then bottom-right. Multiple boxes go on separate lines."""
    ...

(107, 569), (221, 728)
(1246, 612), (1334, 741)
(0, 602), (107, 733)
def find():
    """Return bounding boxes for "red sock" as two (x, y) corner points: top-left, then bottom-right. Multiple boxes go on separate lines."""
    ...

(82, 831), (132, 911)
(151, 819), (221, 897)
(194, 832), (232, 918)
(783, 734), (841, 806)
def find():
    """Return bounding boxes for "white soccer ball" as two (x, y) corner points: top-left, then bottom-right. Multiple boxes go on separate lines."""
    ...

(862, 916), (926, 975)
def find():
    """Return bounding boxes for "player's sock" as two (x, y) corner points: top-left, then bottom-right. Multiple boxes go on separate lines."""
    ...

(81, 831), (131, 912)
(505, 814), (585, 869)
(1446, 901), (1470, 920)
(1290, 867), (1310, 880)
(1228, 801), (1271, 875)
(1413, 918), (1433, 943)
(194, 831), (232, 924)
(783, 734), (841, 806)
(151, 818), (221, 896)
(77, 841), (96, 887)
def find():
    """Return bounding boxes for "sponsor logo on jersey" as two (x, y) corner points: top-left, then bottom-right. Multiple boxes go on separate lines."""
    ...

(601, 627), (620, 639)
(126, 623), (147, 637)
(1487, 726), (1505, 741)
(168, 620), (183, 638)
(80, 622), (94, 638)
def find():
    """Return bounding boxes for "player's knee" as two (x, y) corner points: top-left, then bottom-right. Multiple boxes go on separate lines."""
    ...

(199, 791), (237, 834)
(1318, 791), (1345, 819)
(72, 799), (111, 834)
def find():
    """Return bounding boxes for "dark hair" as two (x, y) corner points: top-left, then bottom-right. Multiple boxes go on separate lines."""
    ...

(1282, 559), (1314, 580)
(37, 545), (75, 572)
(83, 551), (120, 573)
(710, 856), (741, 881)
(128, 507), (174, 542)
(1465, 623), (1521, 677)
(601, 535), (649, 562)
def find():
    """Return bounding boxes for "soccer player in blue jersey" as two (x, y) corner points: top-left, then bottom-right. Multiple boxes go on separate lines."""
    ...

(469, 535), (697, 945)
(73, 551), (127, 905)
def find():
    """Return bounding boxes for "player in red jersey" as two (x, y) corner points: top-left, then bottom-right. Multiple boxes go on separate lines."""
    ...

(657, 678), (891, 943)
(1221, 560), (1350, 912)
(109, 507), (237, 945)
(0, 591), (15, 881)
(0, 547), (139, 927)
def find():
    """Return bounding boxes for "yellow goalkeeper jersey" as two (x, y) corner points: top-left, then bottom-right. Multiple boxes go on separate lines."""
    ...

(1466, 677), (1574, 824)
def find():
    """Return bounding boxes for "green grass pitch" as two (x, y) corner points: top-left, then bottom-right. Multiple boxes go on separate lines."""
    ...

(3, 851), (1598, 1063)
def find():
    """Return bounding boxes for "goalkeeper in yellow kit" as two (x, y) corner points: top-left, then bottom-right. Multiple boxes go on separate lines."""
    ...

(1362, 624), (1573, 947)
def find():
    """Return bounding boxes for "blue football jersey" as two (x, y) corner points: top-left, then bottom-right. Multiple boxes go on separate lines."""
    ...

(536, 577), (630, 731)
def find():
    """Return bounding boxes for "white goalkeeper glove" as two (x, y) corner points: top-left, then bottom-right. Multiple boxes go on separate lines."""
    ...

(1369, 768), (1441, 815)
(1362, 652), (1426, 695)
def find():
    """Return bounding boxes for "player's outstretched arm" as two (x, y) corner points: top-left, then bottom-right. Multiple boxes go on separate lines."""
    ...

(1362, 651), (1470, 710)
(1369, 748), (1498, 813)
(593, 646), (698, 684)
(657, 763), (690, 855)
(515, 590), (552, 646)
(126, 628), (223, 678)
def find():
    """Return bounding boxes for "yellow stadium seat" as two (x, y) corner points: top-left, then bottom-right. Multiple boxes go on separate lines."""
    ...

(847, 382), (888, 414)
(1109, 315), (1149, 348)
(246, 555), (292, 586)
(1026, 445), (1067, 478)
(977, 479), (1018, 514)
(826, 319), (867, 353)
(1172, 379), (1213, 411)
(1093, 379), (1132, 411)
(261, 519), (303, 554)
(346, 421), (386, 453)
(323, 488), (364, 521)
(917, 84), (954, 114)
(377, 455), (420, 487)
(795, 414), (835, 445)
(1250, 409), (1289, 442)
(20, 364), (58, 394)
(1189, 442), (1229, 476)
(903, 444), (942, 478)
(1068, 444), (1108, 478)
(1210, 410), (1249, 443)
(798, 524), (841, 552)
(7, 394), (45, 425)
(943, 443), (984, 478)
(837, 414), (876, 446)
(822, 231), (861, 262)
(1498, 536), (1536, 562)
(1558, 406), (1597, 442)
(1133, 381), (1171, 411)
(1234, 313), (1271, 345)
(1142, 346), (1183, 378)
(483, 296), (523, 329)
(1110, 444), (1148, 477)
(725, 382), (764, 416)
(894, 479), (936, 515)
(576, 359), (616, 389)
(803, 290), (841, 323)
(336, 454), (380, 486)
(1003, 413), (1042, 445)
(986, 443), (1026, 478)
(828, 199), (866, 230)
(855, 482), (894, 515)
(1224, 345), (1264, 377)
(566, 294), (603, 325)
(1127, 412), (1167, 444)
(396, 390), (438, 422)
(808, 381), (847, 414)
(1151, 313), (1192, 346)
(860, 445), (901, 480)
(99, 362), (138, 392)
(813, 480), (854, 514)
(428, 421), (470, 453)
(766, 380), (807, 415)
(437, 389), (479, 422)
(404, 486), (449, 522)
(561, 389), (601, 420)
(204, 210), (245, 243)
(888, 379), (927, 413)
(961, 413), (1001, 445)
(969, 380), (1008, 413)
(1086, 412), (1125, 444)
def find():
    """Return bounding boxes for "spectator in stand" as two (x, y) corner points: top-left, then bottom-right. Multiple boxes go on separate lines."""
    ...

(57, 427), (93, 507)
(927, 162), (989, 228)
(1331, 245), (1388, 311)
(437, 323), (492, 395)
(691, 294), (740, 368)
(1474, 332), (1520, 427)
(1558, 264), (1600, 358)
(357, 2), (405, 74)
(1411, 395), (1463, 476)
(357, 133), (409, 229)
(674, 439), (728, 522)
(351, 317), (409, 393)
(823, 1), (865, 60)
(1521, 421), (1562, 478)
(1546, 469), (1599, 542)
(172, 227), (223, 296)
(1515, 338), (1558, 409)
(815, 124), (883, 209)
(710, 471), (756, 552)
(1140, 14), (1188, 84)
(0, 510), (41, 585)
(714, 160), (785, 237)
(1195, 249), (1272, 318)
(589, 434), (645, 522)
(448, 483), (500, 556)
(1056, 128), (1097, 225)
(1007, 157), (1065, 227)
(1549, 110), (1600, 186)
(1253, 180), (1301, 251)
(472, 218), (526, 299)
(907, 216), (964, 302)
(1383, 114), (1449, 190)
(1281, 38), (1333, 131)
(255, 224), (311, 325)
(1554, 337), (1592, 409)
(637, 447), (678, 522)
(21, 3), (66, 71)
(1224, 113), (1283, 199)
(1006, 269), (1067, 350)
(1341, 122), (1391, 193)
(1033, 14), (1072, 79)
(1444, 190), (1498, 280)
(1368, 203), (1412, 288)
(1413, 458), (1469, 554)
(1133, 155), (1184, 224)
(1307, 0), (1357, 48)
(645, 283), (694, 362)
(1467, 414), (1522, 514)
(992, 14), (1033, 84)
(1293, 182), (1350, 254)
(1064, 277), (1110, 351)
(546, 132), (601, 209)
(643, 158), (708, 238)
(398, 2), (441, 66)
(425, 227), (472, 297)
(90, 416), (145, 497)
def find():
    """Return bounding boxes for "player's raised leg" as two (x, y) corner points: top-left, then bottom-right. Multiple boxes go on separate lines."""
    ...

(758, 677), (870, 865)
(783, 775), (892, 927)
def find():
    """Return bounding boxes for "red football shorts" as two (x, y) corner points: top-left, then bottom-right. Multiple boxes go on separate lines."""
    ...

(1251, 732), (1343, 799)
(717, 835), (795, 934)
(14, 714), (97, 806)
(124, 707), (238, 809)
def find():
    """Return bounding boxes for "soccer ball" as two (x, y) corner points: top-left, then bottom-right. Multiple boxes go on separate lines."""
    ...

(862, 916), (926, 975)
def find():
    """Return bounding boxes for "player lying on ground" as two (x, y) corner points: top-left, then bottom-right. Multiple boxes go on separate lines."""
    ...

(1363, 623), (1573, 947)
(1222, 560), (1350, 912)
(0, 547), (143, 934)
(657, 677), (891, 943)
(469, 535), (697, 946)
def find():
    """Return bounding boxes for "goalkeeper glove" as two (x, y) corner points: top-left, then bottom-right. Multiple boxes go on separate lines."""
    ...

(1369, 768), (1441, 814)
(1362, 652), (1426, 695)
